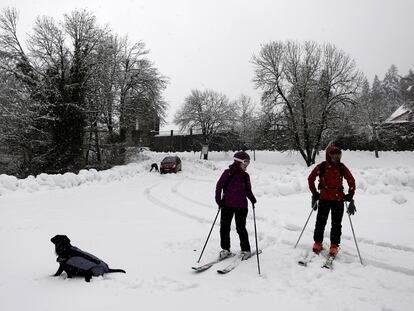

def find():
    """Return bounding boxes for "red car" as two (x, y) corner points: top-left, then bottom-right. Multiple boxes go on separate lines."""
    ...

(160, 156), (182, 174)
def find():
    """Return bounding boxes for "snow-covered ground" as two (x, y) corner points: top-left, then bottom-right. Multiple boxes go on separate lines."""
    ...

(1, 150), (414, 311)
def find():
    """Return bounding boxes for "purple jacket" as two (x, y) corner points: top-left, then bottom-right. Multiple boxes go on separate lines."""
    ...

(215, 163), (256, 209)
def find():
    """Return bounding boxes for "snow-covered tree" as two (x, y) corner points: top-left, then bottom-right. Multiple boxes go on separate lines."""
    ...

(0, 8), (53, 175)
(83, 35), (167, 163)
(353, 76), (386, 157)
(0, 8), (168, 175)
(116, 38), (167, 142)
(382, 64), (403, 114)
(401, 69), (414, 111)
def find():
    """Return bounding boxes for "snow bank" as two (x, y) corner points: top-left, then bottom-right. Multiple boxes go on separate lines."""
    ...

(392, 193), (408, 205)
(1, 162), (148, 196)
(1, 151), (414, 203)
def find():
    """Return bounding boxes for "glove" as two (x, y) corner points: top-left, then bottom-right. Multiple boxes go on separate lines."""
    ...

(344, 193), (353, 202)
(347, 200), (357, 215)
(311, 192), (319, 210)
(251, 197), (257, 205)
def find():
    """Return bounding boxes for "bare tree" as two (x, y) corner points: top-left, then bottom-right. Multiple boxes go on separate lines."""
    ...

(252, 40), (363, 166)
(174, 89), (236, 159)
(233, 94), (259, 150)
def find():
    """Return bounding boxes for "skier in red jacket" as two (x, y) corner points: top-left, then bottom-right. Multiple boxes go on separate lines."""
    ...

(308, 146), (356, 256)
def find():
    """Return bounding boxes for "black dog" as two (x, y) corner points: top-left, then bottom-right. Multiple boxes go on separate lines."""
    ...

(150, 162), (159, 172)
(51, 235), (126, 282)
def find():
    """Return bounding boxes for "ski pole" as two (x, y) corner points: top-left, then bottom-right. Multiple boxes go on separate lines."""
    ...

(197, 207), (221, 263)
(252, 203), (261, 275)
(294, 200), (317, 248)
(346, 202), (364, 265)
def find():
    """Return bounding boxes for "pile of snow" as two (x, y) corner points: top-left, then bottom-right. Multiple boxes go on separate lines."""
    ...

(392, 193), (408, 205)
(1, 151), (414, 204)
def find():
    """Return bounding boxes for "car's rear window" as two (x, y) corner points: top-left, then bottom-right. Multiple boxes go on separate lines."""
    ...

(162, 157), (177, 163)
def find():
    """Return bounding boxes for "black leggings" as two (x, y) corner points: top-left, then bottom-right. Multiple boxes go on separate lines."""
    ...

(313, 200), (344, 245)
(220, 207), (250, 252)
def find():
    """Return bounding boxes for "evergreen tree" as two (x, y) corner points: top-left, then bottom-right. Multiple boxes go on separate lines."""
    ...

(382, 64), (403, 114)
(400, 69), (414, 111)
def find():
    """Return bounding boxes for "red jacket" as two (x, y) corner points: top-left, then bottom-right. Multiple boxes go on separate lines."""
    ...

(308, 146), (356, 201)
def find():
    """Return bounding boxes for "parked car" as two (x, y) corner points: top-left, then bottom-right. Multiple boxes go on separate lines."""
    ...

(160, 156), (182, 174)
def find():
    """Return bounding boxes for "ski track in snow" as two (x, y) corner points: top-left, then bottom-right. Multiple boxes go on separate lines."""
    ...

(283, 221), (414, 254)
(187, 158), (414, 280)
(288, 240), (414, 277)
(143, 168), (414, 279)
(147, 177), (269, 241)
(143, 173), (276, 261)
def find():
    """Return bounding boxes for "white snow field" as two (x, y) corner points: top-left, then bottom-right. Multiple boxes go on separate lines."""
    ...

(1, 150), (414, 311)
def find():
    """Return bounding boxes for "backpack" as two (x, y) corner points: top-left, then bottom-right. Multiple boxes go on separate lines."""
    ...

(318, 161), (345, 191)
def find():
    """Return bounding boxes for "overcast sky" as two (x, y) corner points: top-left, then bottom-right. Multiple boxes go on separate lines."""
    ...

(2, 0), (414, 128)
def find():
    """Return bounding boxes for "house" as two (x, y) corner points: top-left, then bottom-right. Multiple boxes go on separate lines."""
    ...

(380, 104), (414, 151)
(385, 105), (413, 123)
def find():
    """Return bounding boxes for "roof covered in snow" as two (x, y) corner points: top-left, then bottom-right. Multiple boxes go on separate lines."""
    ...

(385, 105), (413, 123)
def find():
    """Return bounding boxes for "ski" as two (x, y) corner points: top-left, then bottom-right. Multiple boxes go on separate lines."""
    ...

(217, 250), (262, 274)
(192, 253), (236, 272)
(322, 255), (335, 269)
(298, 251), (319, 267)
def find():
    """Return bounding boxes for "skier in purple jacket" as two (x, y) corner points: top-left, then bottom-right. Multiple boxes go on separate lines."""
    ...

(215, 151), (257, 260)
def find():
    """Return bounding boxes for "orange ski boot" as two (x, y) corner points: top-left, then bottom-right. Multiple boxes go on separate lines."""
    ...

(329, 244), (339, 257)
(312, 242), (322, 254)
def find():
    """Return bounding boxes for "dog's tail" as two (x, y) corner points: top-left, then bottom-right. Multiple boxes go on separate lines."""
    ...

(108, 268), (126, 273)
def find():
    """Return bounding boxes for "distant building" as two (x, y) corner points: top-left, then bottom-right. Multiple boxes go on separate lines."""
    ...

(128, 113), (160, 147)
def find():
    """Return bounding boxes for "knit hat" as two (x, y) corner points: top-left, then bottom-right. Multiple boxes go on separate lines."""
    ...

(234, 151), (250, 164)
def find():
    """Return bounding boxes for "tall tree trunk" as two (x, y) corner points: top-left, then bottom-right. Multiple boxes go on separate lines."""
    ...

(86, 125), (93, 164)
(373, 125), (379, 158)
(94, 124), (101, 164)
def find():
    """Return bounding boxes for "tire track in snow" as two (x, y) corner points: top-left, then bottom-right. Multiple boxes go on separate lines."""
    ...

(144, 183), (210, 224)
(171, 181), (213, 209)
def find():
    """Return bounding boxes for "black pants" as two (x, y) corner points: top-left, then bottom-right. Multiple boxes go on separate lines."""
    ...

(220, 206), (250, 252)
(313, 200), (344, 246)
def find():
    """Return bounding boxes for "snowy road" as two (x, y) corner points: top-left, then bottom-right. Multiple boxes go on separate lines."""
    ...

(1, 151), (414, 311)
